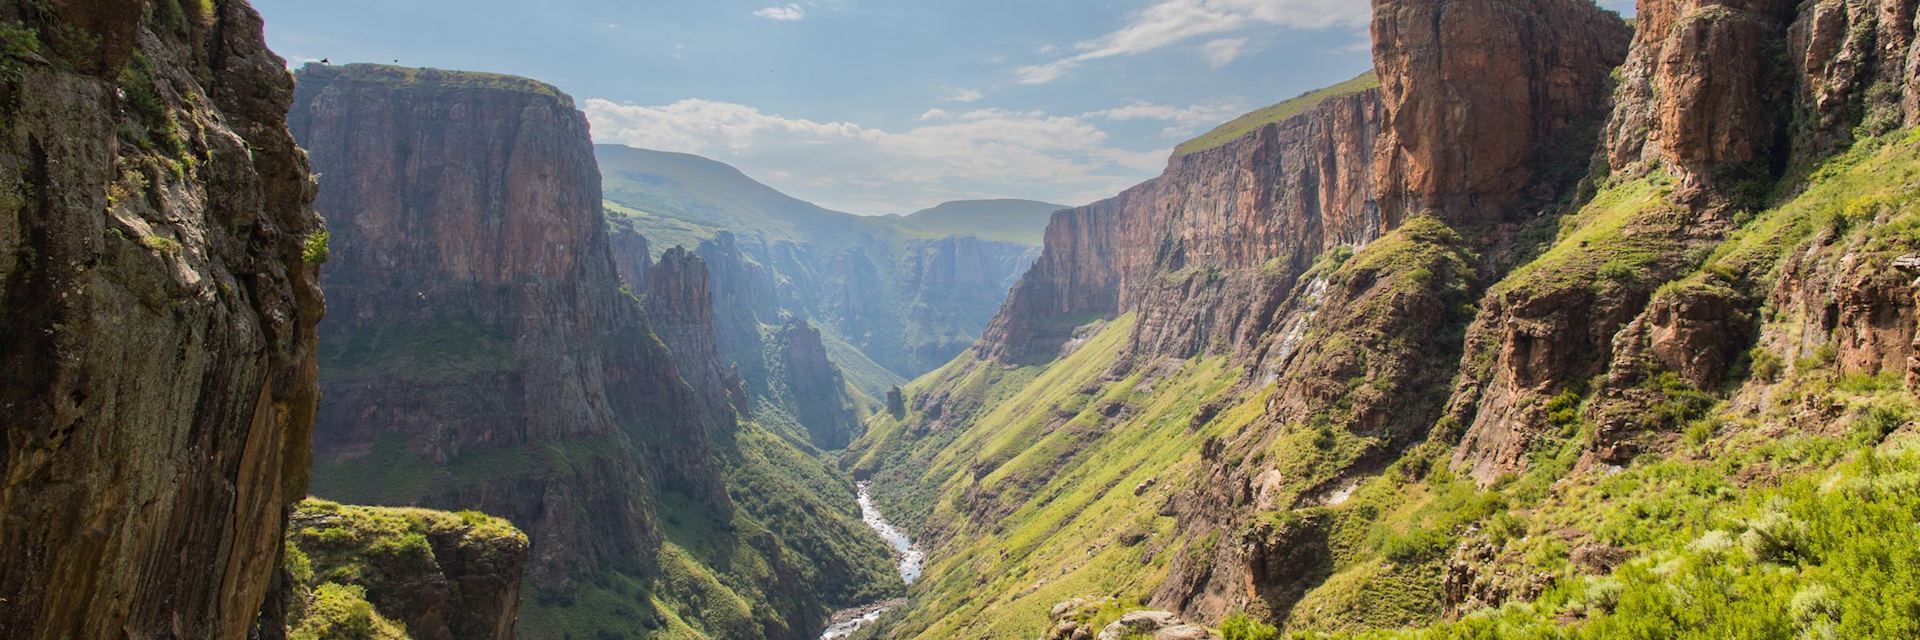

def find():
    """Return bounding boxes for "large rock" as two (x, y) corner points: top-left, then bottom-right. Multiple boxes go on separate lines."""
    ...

(1372, 0), (1632, 224)
(285, 500), (529, 640)
(0, 1), (324, 638)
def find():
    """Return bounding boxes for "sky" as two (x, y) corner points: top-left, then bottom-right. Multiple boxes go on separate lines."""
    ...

(256, 0), (1637, 215)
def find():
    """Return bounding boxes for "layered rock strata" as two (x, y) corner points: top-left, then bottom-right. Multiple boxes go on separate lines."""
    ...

(0, 1), (324, 638)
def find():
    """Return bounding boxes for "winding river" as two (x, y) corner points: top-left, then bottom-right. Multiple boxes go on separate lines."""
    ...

(818, 481), (922, 640)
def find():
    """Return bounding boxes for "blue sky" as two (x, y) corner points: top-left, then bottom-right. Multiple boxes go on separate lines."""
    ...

(257, 0), (1636, 215)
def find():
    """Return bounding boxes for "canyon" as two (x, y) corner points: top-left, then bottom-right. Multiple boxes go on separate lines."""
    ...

(5, 0), (1920, 638)
(288, 62), (901, 639)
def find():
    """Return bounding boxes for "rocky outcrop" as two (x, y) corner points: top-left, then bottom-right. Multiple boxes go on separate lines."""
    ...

(609, 223), (651, 292)
(981, 88), (1385, 364)
(1608, 0), (1920, 183)
(779, 319), (862, 449)
(645, 246), (748, 418)
(0, 2), (323, 638)
(645, 232), (862, 448)
(291, 63), (723, 593)
(285, 499), (529, 640)
(1372, 0), (1632, 224)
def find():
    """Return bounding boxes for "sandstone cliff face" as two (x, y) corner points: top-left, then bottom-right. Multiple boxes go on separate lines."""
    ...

(0, 2), (323, 638)
(291, 63), (722, 593)
(627, 232), (863, 449)
(1607, 0), (1920, 183)
(1372, 0), (1632, 224)
(901, 235), (1039, 368)
(980, 89), (1385, 365)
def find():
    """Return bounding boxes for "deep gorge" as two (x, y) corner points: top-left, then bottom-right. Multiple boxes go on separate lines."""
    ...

(4, 0), (1920, 639)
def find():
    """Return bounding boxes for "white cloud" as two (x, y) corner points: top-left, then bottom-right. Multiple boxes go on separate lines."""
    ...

(585, 98), (1169, 213)
(940, 87), (985, 103)
(1201, 37), (1249, 67)
(1018, 0), (1369, 84)
(1088, 101), (1246, 138)
(754, 4), (806, 21)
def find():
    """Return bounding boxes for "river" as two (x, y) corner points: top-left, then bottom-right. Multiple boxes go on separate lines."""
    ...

(818, 481), (922, 640)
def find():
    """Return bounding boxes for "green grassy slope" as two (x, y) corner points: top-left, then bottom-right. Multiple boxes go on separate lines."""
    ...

(596, 145), (871, 249)
(851, 129), (1920, 639)
(1275, 125), (1920, 640)
(1174, 72), (1380, 158)
(851, 316), (1279, 638)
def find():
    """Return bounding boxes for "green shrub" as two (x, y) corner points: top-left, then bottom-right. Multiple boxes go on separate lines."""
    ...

(303, 229), (330, 264)
(289, 583), (408, 640)
(1748, 347), (1784, 382)
(141, 235), (182, 254)
(1545, 389), (1584, 428)
(1643, 372), (1716, 430)
(1219, 612), (1280, 640)
(1854, 399), (1912, 444)
(1381, 527), (1451, 565)
(1597, 259), (1640, 282)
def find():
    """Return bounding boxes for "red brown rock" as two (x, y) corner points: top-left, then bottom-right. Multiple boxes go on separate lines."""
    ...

(1372, 0), (1632, 224)
(981, 89), (1385, 364)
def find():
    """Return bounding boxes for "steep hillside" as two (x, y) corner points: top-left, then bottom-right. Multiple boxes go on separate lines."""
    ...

(598, 144), (1044, 382)
(851, 0), (1920, 636)
(0, 1), (325, 637)
(290, 63), (896, 640)
(887, 199), (1066, 245)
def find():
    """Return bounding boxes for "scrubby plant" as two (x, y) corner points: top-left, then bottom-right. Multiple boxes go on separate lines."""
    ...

(1219, 612), (1280, 640)
(303, 229), (330, 264)
(289, 583), (408, 640)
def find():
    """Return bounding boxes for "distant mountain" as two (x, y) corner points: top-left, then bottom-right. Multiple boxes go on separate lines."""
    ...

(596, 144), (1043, 393)
(888, 199), (1066, 245)
(597, 145), (857, 248)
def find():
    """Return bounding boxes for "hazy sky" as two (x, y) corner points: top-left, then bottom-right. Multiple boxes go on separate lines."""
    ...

(257, 0), (1637, 215)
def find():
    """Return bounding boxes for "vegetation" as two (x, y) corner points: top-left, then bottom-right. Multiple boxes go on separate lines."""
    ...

(1174, 72), (1380, 157)
(304, 229), (331, 264)
(284, 499), (526, 640)
(289, 583), (410, 640)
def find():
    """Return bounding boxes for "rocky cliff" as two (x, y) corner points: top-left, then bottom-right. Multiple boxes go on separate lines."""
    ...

(284, 499), (529, 640)
(0, 1), (324, 638)
(1371, 0), (1631, 225)
(979, 83), (1384, 365)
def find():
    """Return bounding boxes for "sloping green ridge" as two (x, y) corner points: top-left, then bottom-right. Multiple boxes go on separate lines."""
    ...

(1174, 71), (1381, 158)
